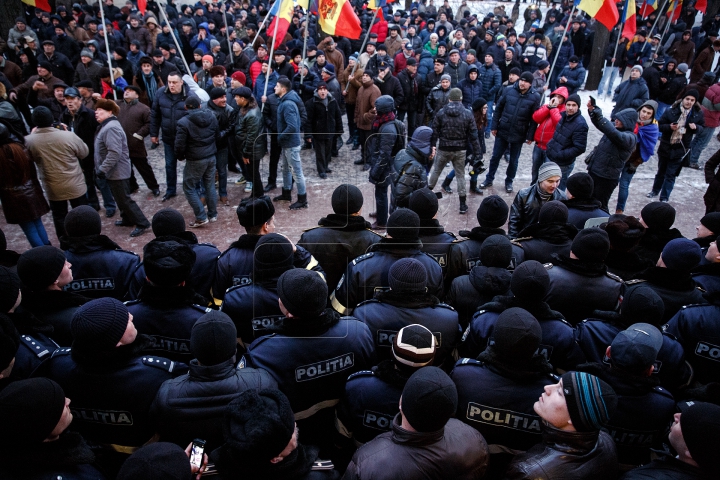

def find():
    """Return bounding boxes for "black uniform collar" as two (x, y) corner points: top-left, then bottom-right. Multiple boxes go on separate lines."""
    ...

(229, 233), (262, 250)
(59, 234), (122, 253)
(551, 254), (608, 278)
(418, 218), (446, 236)
(637, 266), (696, 290)
(458, 226), (507, 242)
(317, 214), (372, 231)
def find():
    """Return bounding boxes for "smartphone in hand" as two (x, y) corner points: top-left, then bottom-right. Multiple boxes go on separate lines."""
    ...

(589, 96), (597, 107)
(190, 439), (206, 470)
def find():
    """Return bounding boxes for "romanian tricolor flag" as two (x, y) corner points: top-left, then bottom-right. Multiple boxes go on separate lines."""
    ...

(317, 0), (362, 39)
(21, 0), (51, 12)
(638, 0), (657, 18)
(666, 0), (683, 21)
(266, 0), (295, 43)
(367, 0), (387, 9)
(621, 0), (637, 40)
(575, 0), (620, 31)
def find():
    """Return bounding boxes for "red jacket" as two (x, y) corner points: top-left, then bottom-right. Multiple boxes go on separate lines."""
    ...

(532, 86), (568, 150)
(701, 83), (720, 129)
(371, 20), (388, 43)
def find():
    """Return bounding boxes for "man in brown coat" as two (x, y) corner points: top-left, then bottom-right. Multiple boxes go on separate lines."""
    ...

(0, 58), (22, 87)
(342, 56), (363, 150)
(384, 25), (405, 60)
(9, 62), (65, 104)
(353, 70), (381, 169)
(318, 37), (346, 84)
(668, 30), (696, 67)
(690, 40), (720, 83)
(118, 86), (160, 196)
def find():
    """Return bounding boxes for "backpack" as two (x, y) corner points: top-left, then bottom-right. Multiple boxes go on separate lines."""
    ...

(391, 119), (406, 157)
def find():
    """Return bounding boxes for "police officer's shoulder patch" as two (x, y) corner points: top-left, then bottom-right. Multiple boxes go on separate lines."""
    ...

(444, 231), (458, 239)
(225, 282), (254, 295)
(606, 272), (623, 283)
(511, 236), (533, 246)
(681, 303), (708, 310)
(652, 385), (674, 399)
(118, 249), (141, 258)
(624, 279), (647, 285)
(142, 356), (177, 372)
(456, 358), (482, 367)
(19, 335), (54, 359)
(434, 302), (456, 311)
(348, 370), (375, 380)
(352, 252), (374, 265)
(52, 347), (72, 358)
(543, 263), (553, 269)
(696, 285), (707, 293)
(356, 298), (380, 308)
(451, 237), (468, 244)
(124, 299), (142, 307)
(191, 304), (213, 314)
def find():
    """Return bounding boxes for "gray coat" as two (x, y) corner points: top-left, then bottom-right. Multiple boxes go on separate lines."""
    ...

(94, 117), (131, 180)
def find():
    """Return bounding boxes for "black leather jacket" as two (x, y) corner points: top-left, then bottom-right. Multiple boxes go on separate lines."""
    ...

(504, 424), (618, 480)
(508, 184), (567, 238)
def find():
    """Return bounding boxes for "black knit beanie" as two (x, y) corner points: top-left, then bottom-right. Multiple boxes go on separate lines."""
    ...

(700, 212), (720, 235)
(191, 311), (237, 366)
(388, 258), (428, 293)
(0, 378), (66, 446)
(477, 195), (509, 228)
(619, 285), (665, 326)
(0, 266), (21, 313)
(143, 240), (196, 286)
(254, 233), (294, 278)
(479, 234), (512, 268)
(401, 366), (457, 432)
(510, 260), (549, 302)
(538, 200), (568, 224)
(277, 269), (327, 318)
(16, 246), (67, 290)
(560, 371), (617, 432)
(680, 401), (720, 478)
(331, 184), (364, 215)
(237, 196), (275, 228)
(152, 208), (186, 237)
(71, 298), (129, 350)
(117, 442), (192, 480)
(32, 106), (54, 128)
(387, 208), (420, 241)
(409, 188), (439, 219)
(64, 205), (102, 237)
(641, 202), (676, 230)
(0, 313), (19, 373)
(490, 307), (542, 363)
(571, 228), (610, 263)
(566, 173), (594, 199)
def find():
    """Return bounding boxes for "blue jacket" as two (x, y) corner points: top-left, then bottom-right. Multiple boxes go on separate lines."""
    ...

(612, 77), (650, 118)
(492, 82), (542, 143)
(150, 83), (198, 144)
(557, 65), (586, 94)
(546, 111), (589, 167)
(479, 63), (502, 100)
(221, 280), (285, 346)
(253, 71), (278, 104)
(458, 68), (483, 109)
(277, 90), (303, 148)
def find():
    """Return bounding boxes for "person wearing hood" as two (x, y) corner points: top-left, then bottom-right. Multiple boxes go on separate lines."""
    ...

(175, 96), (219, 227)
(446, 235), (513, 329)
(452, 307), (555, 478)
(614, 100), (660, 215)
(458, 64), (482, 109)
(408, 188), (457, 276)
(667, 30), (695, 67)
(656, 61), (687, 118)
(304, 82), (343, 179)
(366, 95), (401, 229)
(611, 65), (650, 119)
(461, 260), (585, 373)
(647, 90), (704, 202)
(512, 200), (578, 265)
(557, 55), (586, 95)
(190, 22), (215, 54)
(531, 87), (568, 183)
(586, 100), (638, 211)
(392, 126), (434, 208)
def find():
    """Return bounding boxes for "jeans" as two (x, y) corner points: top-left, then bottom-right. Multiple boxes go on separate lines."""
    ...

(616, 163), (636, 212)
(281, 145), (306, 195)
(164, 142), (179, 196)
(216, 148), (229, 197)
(375, 178), (391, 226)
(107, 178), (150, 228)
(19, 218), (50, 247)
(598, 66), (619, 96)
(484, 135), (524, 187)
(93, 172), (117, 214)
(128, 156), (160, 192)
(656, 102), (671, 119)
(183, 157), (218, 222)
(428, 150), (468, 196)
(49, 195), (89, 238)
(690, 126), (717, 166)
(531, 146), (547, 184)
(485, 101), (494, 133)
(652, 145), (685, 201)
(558, 162), (575, 192)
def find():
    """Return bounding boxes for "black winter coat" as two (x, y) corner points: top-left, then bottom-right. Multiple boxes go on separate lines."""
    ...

(431, 101), (481, 153)
(563, 197), (608, 229)
(425, 85), (450, 119)
(512, 222), (578, 265)
(629, 267), (707, 323)
(546, 111), (589, 167)
(492, 82), (541, 144)
(150, 83), (198, 144)
(304, 92), (344, 136)
(508, 184), (567, 238)
(446, 227), (511, 289)
(292, 71), (320, 103)
(657, 101), (705, 150)
(612, 77), (650, 117)
(446, 265), (512, 329)
(206, 99), (236, 150)
(396, 68), (420, 112)
(619, 452), (709, 480)
(175, 107), (219, 160)
(392, 145), (428, 207)
(235, 105), (267, 161)
(657, 73), (687, 105)
(587, 107), (638, 181)
(374, 74), (404, 107)
(367, 119), (399, 185)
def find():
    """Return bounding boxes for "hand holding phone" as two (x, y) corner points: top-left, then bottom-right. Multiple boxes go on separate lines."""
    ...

(189, 439), (206, 471)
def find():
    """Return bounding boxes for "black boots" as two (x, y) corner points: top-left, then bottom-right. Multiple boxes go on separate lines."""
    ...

(441, 178), (453, 194)
(470, 180), (483, 195)
(289, 193), (308, 210)
(459, 196), (468, 214)
(273, 189), (291, 202)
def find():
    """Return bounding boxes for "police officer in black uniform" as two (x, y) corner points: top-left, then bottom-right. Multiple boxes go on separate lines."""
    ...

(126, 240), (210, 363)
(452, 308), (556, 478)
(128, 208), (221, 304)
(243, 269), (375, 453)
(353, 258), (459, 367)
(461, 260), (586, 372)
(213, 196), (323, 303)
(331, 209), (443, 315)
(45, 298), (186, 456)
(511, 200), (578, 265)
(408, 188), (457, 275)
(576, 324), (676, 467)
(60, 205), (140, 300)
(446, 195), (512, 289)
(338, 324), (437, 445)
(221, 234), (296, 347)
(446, 235), (513, 329)
(0, 314), (19, 390)
(298, 184), (381, 290)
(575, 285), (691, 393)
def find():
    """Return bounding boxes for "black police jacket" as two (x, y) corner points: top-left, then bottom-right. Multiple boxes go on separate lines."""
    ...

(575, 316), (691, 393)
(544, 254), (623, 325)
(619, 451), (709, 480)
(126, 284), (211, 363)
(631, 227), (684, 266)
(214, 235), (323, 301)
(511, 222), (577, 265)
(446, 226), (512, 290)
(461, 295), (586, 373)
(330, 238), (443, 315)
(446, 265), (512, 330)
(128, 232), (221, 304)
(417, 218), (457, 276)
(577, 362), (676, 466)
(297, 214), (381, 291)
(663, 291), (720, 386)
(337, 360), (408, 445)
(220, 277), (284, 347)
(563, 197), (608, 230)
(605, 250), (654, 282)
(353, 291), (460, 367)
(243, 309), (374, 421)
(505, 424), (618, 480)
(46, 336), (187, 447)
(17, 289), (90, 347)
(627, 268), (707, 323)
(692, 262), (720, 296)
(451, 357), (556, 453)
(151, 357), (278, 451)
(60, 234), (140, 300)
(6, 309), (59, 381)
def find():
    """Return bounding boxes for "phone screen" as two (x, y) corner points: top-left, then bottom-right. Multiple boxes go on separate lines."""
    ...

(190, 439), (205, 469)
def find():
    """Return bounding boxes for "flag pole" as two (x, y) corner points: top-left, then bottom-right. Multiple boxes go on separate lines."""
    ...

(661, 0), (679, 42)
(158, 4), (192, 75)
(98, 4), (117, 100)
(545, 4), (576, 88)
(261, 27), (278, 112)
(223, 3), (233, 64)
(251, 14), (270, 49)
(648, 0), (669, 35)
(300, 13), (310, 84)
(611, 22), (624, 68)
(344, 6), (379, 93)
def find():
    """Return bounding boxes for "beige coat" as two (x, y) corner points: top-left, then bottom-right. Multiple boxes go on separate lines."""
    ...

(25, 127), (88, 201)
